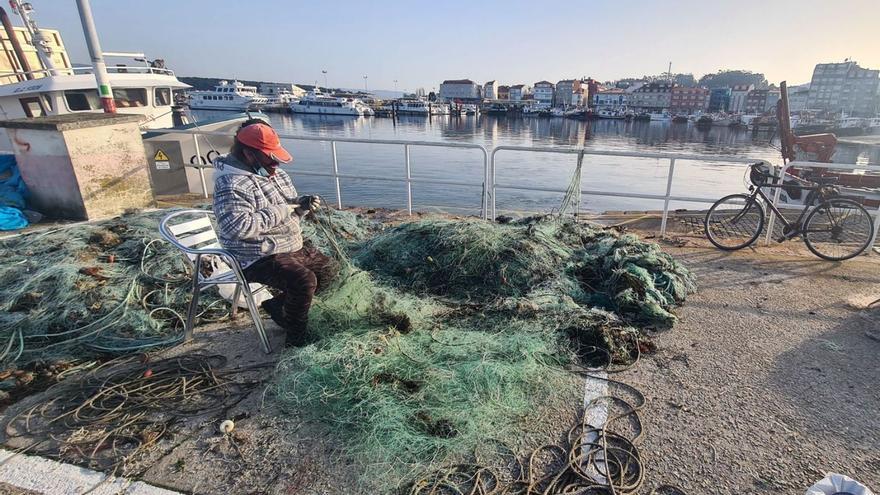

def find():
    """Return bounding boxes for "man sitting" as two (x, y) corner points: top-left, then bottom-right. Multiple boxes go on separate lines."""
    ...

(212, 122), (336, 346)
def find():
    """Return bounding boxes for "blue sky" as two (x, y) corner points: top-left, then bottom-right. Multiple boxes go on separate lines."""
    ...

(31, 0), (880, 91)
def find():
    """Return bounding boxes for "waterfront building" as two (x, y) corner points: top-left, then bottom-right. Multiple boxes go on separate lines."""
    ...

(787, 84), (810, 112)
(744, 89), (769, 114)
(509, 84), (531, 101)
(669, 87), (709, 114)
(708, 87), (731, 112)
(439, 79), (482, 102)
(533, 81), (555, 107)
(497, 85), (510, 100)
(807, 61), (880, 116)
(593, 88), (627, 109)
(729, 84), (754, 113)
(555, 80), (581, 108)
(483, 80), (497, 100)
(259, 82), (305, 99)
(628, 82), (674, 112)
(581, 78), (600, 107)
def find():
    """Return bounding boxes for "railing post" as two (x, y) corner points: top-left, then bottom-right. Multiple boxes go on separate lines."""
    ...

(192, 134), (208, 199)
(480, 147), (489, 220)
(330, 141), (342, 209)
(490, 148), (497, 221)
(870, 203), (880, 255)
(764, 163), (787, 245)
(404, 144), (413, 215)
(660, 158), (676, 236)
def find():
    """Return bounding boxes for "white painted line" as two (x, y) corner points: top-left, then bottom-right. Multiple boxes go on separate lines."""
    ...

(0, 449), (180, 495)
(582, 371), (609, 484)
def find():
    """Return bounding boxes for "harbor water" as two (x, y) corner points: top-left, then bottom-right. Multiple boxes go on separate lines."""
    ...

(194, 111), (880, 215)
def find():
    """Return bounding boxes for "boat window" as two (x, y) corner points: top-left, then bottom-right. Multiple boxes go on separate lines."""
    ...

(154, 87), (171, 106)
(113, 88), (147, 108)
(19, 97), (46, 118)
(64, 90), (100, 111)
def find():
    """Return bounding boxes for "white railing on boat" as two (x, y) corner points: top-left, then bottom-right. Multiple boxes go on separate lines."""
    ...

(0, 66), (176, 79)
(146, 128), (880, 253)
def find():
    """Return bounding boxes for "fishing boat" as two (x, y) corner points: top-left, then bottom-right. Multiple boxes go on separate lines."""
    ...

(189, 80), (267, 111)
(649, 111), (671, 122)
(396, 98), (447, 116)
(485, 103), (508, 115)
(290, 89), (373, 116)
(597, 109), (627, 119)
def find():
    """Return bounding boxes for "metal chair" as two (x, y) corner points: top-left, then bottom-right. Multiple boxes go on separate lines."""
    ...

(159, 209), (272, 354)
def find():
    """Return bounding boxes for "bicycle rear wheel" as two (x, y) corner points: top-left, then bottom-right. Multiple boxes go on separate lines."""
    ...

(705, 193), (765, 250)
(803, 197), (874, 261)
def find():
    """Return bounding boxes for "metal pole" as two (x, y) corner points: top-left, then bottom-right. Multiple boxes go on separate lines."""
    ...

(330, 141), (342, 208)
(660, 158), (676, 235)
(0, 7), (31, 81)
(75, 0), (115, 113)
(764, 163), (787, 245)
(404, 144), (413, 215)
(10, 1), (55, 75)
(192, 134), (208, 198)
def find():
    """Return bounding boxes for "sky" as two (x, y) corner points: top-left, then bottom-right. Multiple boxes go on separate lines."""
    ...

(29, 0), (880, 92)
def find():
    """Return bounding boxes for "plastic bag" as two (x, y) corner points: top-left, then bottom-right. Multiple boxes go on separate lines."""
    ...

(806, 473), (874, 495)
(208, 255), (271, 309)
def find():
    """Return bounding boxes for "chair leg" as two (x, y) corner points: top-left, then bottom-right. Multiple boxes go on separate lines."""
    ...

(231, 284), (242, 319)
(185, 267), (201, 343)
(241, 285), (272, 354)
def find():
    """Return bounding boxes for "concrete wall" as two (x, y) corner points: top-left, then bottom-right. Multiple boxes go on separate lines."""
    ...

(0, 113), (154, 220)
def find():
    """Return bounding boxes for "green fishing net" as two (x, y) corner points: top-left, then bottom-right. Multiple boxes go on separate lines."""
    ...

(275, 212), (696, 489)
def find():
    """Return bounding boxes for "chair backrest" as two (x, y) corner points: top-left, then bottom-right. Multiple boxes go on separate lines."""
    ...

(159, 209), (222, 260)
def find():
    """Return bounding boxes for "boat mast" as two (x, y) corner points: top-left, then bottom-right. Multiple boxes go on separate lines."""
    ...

(75, 0), (115, 113)
(10, 0), (57, 76)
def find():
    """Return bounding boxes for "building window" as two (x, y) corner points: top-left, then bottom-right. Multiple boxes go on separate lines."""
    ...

(113, 88), (147, 108)
(64, 89), (101, 111)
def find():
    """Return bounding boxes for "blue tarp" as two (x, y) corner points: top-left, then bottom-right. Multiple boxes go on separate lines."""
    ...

(0, 206), (27, 230)
(0, 154), (30, 230)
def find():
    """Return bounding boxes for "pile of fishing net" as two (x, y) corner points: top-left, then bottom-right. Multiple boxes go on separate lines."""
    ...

(0, 208), (372, 367)
(275, 212), (697, 490)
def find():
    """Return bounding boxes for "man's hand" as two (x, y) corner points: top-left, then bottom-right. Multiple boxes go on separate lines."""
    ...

(298, 195), (322, 212)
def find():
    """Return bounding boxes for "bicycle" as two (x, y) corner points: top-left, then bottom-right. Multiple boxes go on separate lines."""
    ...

(704, 162), (875, 261)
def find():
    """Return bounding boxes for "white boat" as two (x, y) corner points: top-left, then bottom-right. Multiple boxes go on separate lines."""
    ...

(550, 107), (566, 118)
(290, 89), (372, 116)
(189, 80), (267, 111)
(596, 108), (626, 119)
(649, 111), (671, 122)
(396, 98), (447, 116)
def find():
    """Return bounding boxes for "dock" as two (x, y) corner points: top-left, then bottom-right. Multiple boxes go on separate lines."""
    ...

(839, 134), (880, 147)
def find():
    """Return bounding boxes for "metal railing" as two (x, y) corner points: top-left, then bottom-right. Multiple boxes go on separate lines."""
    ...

(145, 128), (491, 219)
(149, 128), (880, 253)
(490, 146), (757, 234)
(0, 65), (176, 79)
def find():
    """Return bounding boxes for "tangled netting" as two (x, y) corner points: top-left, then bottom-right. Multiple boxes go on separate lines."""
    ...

(3, 353), (270, 473)
(0, 208), (376, 368)
(0, 211), (218, 366)
(275, 209), (697, 493)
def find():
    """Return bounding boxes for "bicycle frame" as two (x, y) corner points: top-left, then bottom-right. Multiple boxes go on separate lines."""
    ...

(745, 181), (821, 238)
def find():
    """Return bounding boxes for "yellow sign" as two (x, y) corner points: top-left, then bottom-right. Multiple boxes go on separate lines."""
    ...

(154, 149), (170, 161)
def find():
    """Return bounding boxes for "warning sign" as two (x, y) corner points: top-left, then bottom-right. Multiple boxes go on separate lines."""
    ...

(154, 149), (170, 170)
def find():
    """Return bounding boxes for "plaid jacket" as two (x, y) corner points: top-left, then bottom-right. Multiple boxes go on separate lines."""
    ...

(212, 154), (303, 267)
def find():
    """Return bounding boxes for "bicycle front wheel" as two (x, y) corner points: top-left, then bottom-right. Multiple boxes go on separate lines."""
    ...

(803, 198), (874, 261)
(705, 193), (765, 250)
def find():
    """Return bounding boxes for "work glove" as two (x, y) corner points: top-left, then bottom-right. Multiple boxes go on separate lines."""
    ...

(298, 195), (322, 212)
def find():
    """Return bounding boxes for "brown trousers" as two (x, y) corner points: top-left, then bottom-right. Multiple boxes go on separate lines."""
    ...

(243, 247), (337, 334)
